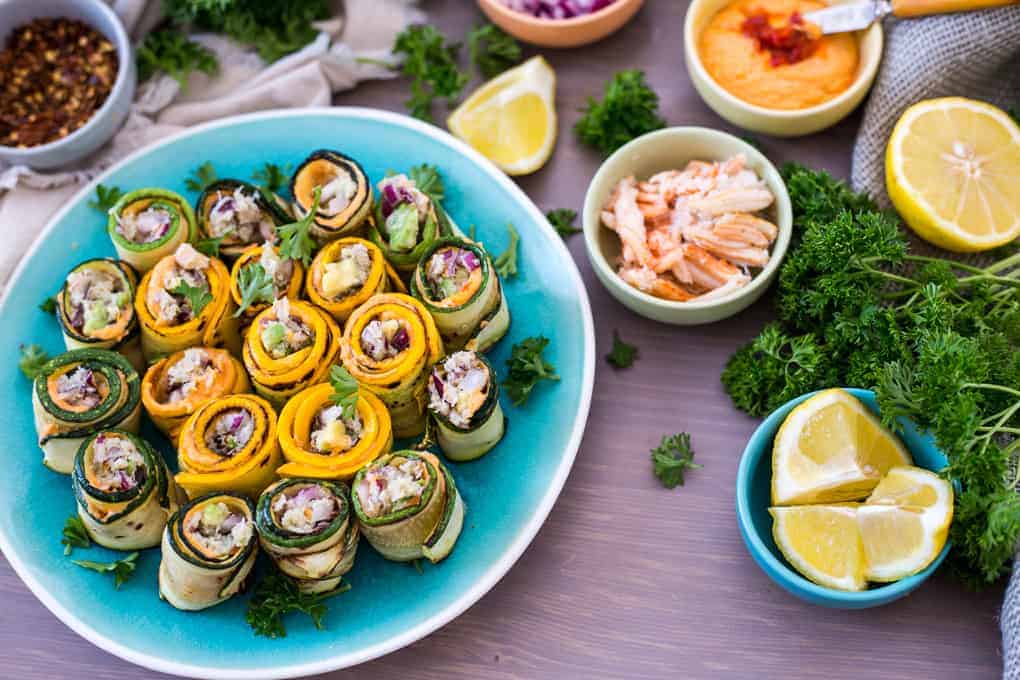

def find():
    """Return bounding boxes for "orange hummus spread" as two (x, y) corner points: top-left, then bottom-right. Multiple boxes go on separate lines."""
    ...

(699, 0), (859, 110)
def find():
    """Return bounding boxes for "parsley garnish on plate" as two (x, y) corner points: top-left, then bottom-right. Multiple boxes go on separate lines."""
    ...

(251, 162), (291, 195)
(233, 263), (275, 318)
(493, 223), (520, 279)
(546, 209), (580, 238)
(61, 515), (91, 556)
(195, 234), (227, 258)
(328, 365), (359, 419)
(169, 280), (213, 317)
(606, 330), (638, 369)
(72, 552), (139, 589)
(19, 344), (50, 380)
(503, 336), (559, 406)
(246, 567), (351, 638)
(136, 29), (218, 87)
(409, 163), (445, 204)
(87, 184), (124, 213)
(276, 186), (321, 266)
(575, 70), (666, 155)
(39, 296), (57, 314)
(467, 23), (522, 80)
(651, 433), (701, 489)
(184, 161), (218, 193)
(392, 25), (469, 122)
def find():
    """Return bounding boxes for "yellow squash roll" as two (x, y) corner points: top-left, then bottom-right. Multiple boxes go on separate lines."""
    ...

(341, 293), (443, 438)
(135, 243), (240, 363)
(229, 243), (304, 328)
(175, 394), (281, 499)
(304, 237), (405, 324)
(277, 384), (392, 481)
(142, 347), (251, 441)
(242, 298), (342, 409)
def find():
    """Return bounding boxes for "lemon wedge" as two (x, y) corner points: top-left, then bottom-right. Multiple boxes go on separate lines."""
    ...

(770, 505), (867, 591)
(771, 389), (912, 506)
(857, 466), (954, 582)
(448, 56), (557, 176)
(886, 97), (1020, 252)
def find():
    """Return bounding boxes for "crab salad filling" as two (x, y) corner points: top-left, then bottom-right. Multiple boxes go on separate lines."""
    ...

(89, 433), (146, 492)
(377, 174), (430, 253)
(185, 501), (253, 559)
(428, 351), (489, 428)
(55, 366), (106, 410)
(259, 298), (313, 359)
(208, 186), (275, 245)
(360, 316), (410, 361)
(65, 266), (131, 335)
(204, 408), (254, 457)
(321, 242), (371, 300)
(425, 247), (481, 302)
(164, 348), (215, 403)
(356, 456), (428, 519)
(152, 244), (212, 324)
(309, 403), (364, 453)
(116, 204), (172, 244)
(271, 484), (340, 535)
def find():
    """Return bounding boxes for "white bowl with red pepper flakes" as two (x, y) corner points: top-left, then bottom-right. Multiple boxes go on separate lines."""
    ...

(0, 0), (134, 169)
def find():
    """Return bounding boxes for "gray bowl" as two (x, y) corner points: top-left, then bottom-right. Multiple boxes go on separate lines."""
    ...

(0, 0), (135, 169)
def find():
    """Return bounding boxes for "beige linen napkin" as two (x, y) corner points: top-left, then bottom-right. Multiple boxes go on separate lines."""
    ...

(0, 0), (424, 288)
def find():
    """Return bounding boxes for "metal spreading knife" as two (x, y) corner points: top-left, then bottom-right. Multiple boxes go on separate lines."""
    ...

(803, 0), (1020, 34)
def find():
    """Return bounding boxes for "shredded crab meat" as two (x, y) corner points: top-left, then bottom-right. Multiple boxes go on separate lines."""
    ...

(56, 367), (101, 409)
(116, 206), (172, 244)
(258, 243), (294, 295)
(204, 408), (254, 457)
(309, 403), (364, 452)
(165, 348), (215, 403)
(428, 351), (489, 428)
(65, 266), (129, 334)
(360, 317), (411, 361)
(425, 247), (480, 300)
(90, 433), (146, 492)
(318, 171), (358, 217)
(260, 298), (314, 359)
(185, 501), (252, 559)
(377, 174), (430, 220)
(356, 457), (427, 518)
(601, 155), (779, 302)
(154, 244), (211, 323)
(208, 187), (275, 244)
(271, 484), (340, 534)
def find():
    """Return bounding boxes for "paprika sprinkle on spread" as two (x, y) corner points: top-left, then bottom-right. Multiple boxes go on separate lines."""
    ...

(741, 11), (821, 66)
(0, 18), (119, 149)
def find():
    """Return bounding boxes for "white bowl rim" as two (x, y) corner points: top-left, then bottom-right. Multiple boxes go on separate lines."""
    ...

(0, 107), (597, 680)
(0, 0), (133, 157)
(682, 0), (884, 119)
(583, 126), (793, 312)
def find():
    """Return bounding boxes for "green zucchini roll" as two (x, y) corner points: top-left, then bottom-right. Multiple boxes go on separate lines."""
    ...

(32, 349), (142, 474)
(196, 180), (282, 260)
(55, 258), (143, 371)
(369, 172), (448, 273)
(352, 451), (464, 563)
(107, 188), (196, 273)
(159, 492), (258, 611)
(256, 479), (359, 593)
(72, 429), (181, 550)
(410, 238), (510, 352)
(291, 150), (373, 242)
(427, 351), (505, 461)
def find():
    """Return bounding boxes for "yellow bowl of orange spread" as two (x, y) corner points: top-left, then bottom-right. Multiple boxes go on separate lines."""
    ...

(684, 0), (882, 137)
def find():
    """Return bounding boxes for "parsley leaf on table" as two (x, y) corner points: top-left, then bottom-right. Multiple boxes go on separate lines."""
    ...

(606, 330), (638, 369)
(546, 209), (580, 238)
(493, 223), (520, 279)
(169, 280), (213, 317)
(137, 29), (218, 87)
(246, 567), (351, 638)
(61, 515), (91, 556)
(88, 184), (124, 213)
(251, 162), (291, 195)
(392, 25), (468, 122)
(185, 161), (218, 193)
(467, 23), (522, 80)
(328, 365), (359, 419)
(19, 344), (50, 380)
(276, 186), (321, 266)
(72, 552), (139, 589)
(575, 70), (666, 155)
(409, 163), (445, 204)
(651, 433), (701, 489)
(233, 263), (276, 318)
(503, 336), (559, 406)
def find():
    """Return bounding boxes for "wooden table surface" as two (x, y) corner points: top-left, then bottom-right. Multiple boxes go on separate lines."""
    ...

(0, 1), (1007, 678)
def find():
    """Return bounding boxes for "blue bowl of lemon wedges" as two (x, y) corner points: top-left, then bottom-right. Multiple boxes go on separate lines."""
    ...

(736, 388), (952, 608)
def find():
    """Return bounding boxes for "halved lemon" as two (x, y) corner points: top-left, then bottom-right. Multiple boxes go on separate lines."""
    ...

(771, 389), (912, 506)
(447, 56), (557, 176)
(770, 505), (866, 591)
(886, 97), (1020, 252)
(857, 466), (954, 582)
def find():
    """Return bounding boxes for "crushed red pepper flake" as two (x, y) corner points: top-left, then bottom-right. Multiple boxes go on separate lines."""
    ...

(0, 18), (119, 148)
(741, 11), (821, 67)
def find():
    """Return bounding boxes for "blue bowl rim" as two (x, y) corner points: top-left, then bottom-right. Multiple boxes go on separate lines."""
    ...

(735, 387), (951, 606)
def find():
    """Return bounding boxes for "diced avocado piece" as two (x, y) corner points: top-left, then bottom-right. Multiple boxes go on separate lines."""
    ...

(260, 322), (286, 351)
(384, 204), (420, 253)
(82, 303), (110, 333)
(322, 258), (361, 298)
(202, 501), (228, 526)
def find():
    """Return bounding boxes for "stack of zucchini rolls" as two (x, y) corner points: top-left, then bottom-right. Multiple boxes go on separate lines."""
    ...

(29, 149), (515, 618)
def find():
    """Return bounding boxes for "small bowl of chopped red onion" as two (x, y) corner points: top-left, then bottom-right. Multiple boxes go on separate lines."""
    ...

(477, 0), (644, 48)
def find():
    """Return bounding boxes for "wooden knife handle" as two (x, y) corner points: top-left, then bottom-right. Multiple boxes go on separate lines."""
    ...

(892, 0), (1019, 18)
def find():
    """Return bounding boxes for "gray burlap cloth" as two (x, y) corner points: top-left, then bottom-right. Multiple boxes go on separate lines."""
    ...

(848, 7), (1020, 678)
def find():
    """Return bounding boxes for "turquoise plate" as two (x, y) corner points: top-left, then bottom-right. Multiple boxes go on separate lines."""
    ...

(0, 109), (595, 678)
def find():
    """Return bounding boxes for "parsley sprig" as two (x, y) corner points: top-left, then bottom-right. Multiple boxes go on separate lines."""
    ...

(39, 296), (57, 314)
(467, 23), (522, 80)
(233, 263), (276, 318)
(184, 161), (218, 193)
(276, 186), (321, 265)
(137, 29), (218, 87)
(651, 433), (701, 488)
(503, 336), (558, 406)
(606, 331), (638, 369)
(88, 184), (124, 213)
(328, 365), (359, 419)
(493, 223), (520, 279)
(547, 209), (580, 238)
(195, 234), (227, 258)
(246, 567), (351, 638)
(392, 25), (468, 122)
(575, 70), (666, 155)
(409, 164), (445, 205)
(169, 280), (213, 317)
(251, 162), (291, 195)
(61, 515), (92, 556)
(72, 552), (139, 589)
(19, 344), (50, 380)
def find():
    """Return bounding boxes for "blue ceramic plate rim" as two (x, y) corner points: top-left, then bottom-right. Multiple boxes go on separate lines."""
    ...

(0, 108), (596, 678)
(735, 387), (951, 607)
